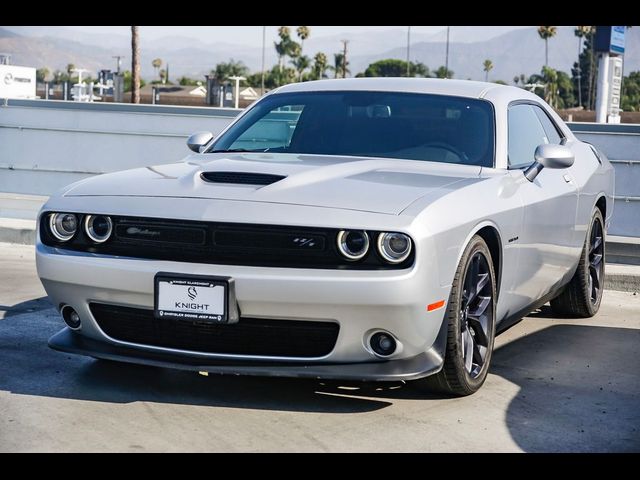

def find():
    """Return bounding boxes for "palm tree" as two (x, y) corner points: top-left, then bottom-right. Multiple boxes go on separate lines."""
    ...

(131, 26), (140, 104)
(313, 52), (328, 80)
(292, 55), (310, 81)
(66, 63), (75, 82)
(537, 26), (557, 68)
(483, 59), (494, 82)
(574, 26), (592, 108)
(152, 58), (163, 79)
(332, 53), (350, 79)
(513, 75), (520, 86)
(296, 26), (310, 53)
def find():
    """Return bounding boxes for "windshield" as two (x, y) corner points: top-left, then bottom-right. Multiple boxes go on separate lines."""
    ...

(208, 91), (495, 167)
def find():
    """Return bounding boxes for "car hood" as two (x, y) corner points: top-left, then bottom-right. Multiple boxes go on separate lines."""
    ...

(64, 153), (482, 215)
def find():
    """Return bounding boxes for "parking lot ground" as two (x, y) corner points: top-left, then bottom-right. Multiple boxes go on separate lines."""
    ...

(1, 242), (639, 452)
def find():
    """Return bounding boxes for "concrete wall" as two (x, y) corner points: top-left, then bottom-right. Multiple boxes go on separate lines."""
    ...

(1, 99), (638, 237)
(569, 123), (640, 237)
(0, 99), (239, 195)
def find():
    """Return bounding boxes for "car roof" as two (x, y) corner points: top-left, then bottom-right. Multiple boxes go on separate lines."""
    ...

(274, 77), (520, 100)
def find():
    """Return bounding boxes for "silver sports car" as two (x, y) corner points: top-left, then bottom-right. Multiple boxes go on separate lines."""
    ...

(37, 78), (614, 396)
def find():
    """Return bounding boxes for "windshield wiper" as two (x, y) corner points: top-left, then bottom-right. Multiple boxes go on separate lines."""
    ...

(207, 148), (262, 153)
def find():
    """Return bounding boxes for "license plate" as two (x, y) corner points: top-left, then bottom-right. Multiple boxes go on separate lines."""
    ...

(154, 273), (238, 323)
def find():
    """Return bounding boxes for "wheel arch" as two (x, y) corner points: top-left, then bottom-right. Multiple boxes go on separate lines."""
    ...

(455, 221), (503, 300)
(595, 194), (607, 219)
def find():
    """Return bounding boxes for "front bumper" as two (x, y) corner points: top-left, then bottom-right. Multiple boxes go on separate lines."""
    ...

(50, 328), (443, 381)
(37, 232), (450, 377)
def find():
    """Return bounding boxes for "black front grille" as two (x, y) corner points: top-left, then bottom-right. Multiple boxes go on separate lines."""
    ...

(40, 214), (415, 270)
(91, 303), (339, 358)
(201, 171), (286, 186)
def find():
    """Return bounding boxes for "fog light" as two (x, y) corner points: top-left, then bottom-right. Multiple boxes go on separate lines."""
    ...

(61, 305), (81, 330)
(49, 213), (78, 241)
(370, 332), (397, 357)
(337, 230), (369, 261)
(84, 215), (113, 243)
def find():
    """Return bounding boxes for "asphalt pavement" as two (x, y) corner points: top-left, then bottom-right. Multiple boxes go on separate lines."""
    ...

(1, 242), (639, 452)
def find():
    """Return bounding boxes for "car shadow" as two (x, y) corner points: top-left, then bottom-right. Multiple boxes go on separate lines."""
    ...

(1, 303), (639, 450)
(491, 323), (640, 452)
(0, 296), (52, 320)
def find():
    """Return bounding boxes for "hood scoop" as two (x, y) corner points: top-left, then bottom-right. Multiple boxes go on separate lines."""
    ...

(200, 171), (287, 186)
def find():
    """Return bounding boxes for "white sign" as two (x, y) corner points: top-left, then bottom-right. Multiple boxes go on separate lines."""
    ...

(0, 65), (36, 99)
(157, 278), (226, 322)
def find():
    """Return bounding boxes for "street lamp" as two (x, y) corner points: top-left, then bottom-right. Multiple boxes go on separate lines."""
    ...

(228, 76), (246, 109)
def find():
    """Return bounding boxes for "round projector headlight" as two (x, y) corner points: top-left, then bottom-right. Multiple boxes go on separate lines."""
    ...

(49, 213), (78, 242)
(337, 230), (369, 261)
(84, 215), (113, 244)
(377, 232), (412, 264)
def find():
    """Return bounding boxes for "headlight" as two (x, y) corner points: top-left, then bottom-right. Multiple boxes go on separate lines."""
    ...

(84, 215), (113, 243)
(48, 213), (78, 242)
(377, 232), (412, 264)
(336, 230), (369, 261)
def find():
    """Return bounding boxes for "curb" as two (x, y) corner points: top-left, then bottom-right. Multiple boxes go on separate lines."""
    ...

(0, 219), (36, 245)
(605, 264), (640, 293)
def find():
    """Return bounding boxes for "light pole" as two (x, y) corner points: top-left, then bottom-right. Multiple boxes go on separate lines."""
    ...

(229, 76), (246, 109)
(406, 26), (411, 76)
(445, 26), (450, 78)
(261, 26), (266, 94)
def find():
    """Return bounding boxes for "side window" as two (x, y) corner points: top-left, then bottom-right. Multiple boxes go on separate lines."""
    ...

(508, 104), (550, 168)
(229, 105), (304, 151)
(532, 105), (563, 144)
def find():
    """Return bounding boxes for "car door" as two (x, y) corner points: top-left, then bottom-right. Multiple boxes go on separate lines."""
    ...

(507, 103), (579, 304)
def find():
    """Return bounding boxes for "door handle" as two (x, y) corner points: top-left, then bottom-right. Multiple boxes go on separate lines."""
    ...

(563, 174), (573, 183)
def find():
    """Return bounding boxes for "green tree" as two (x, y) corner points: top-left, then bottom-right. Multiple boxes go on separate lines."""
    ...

(275, 27), (300, 72)
(537, 26), (557, 67)
(573, 26), (593, 107)
(621, 71), (640, 112)
(513, 75), (520, 86)
(123, 70), (146, 93)
(483, 59), (493, 82)
(291, 55), (310, 81)
(361, 59), (430, 78)
(178, 76), (200, 86)
(528, 67), (575, 109)
(330, 53), (350, 79)
(296, 26), (310, 53)
(434, 66), (454, 79)
(152, 58), (163, 79)
(572, 28), (597, 109)
(51, 70), (68, 84)
(212, 59), (249, 81)
(36, 67), (50, 83)
(312, 52), (328, 80)
(66, 63), (75, 77)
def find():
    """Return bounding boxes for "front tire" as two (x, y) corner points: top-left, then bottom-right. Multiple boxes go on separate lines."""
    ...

(550, 208), (605, 317)
(412, 235), (497, 396)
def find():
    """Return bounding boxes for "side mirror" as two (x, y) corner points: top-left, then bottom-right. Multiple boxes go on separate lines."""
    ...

(187, 131), (214, 153)
(524, 144), (575, 182)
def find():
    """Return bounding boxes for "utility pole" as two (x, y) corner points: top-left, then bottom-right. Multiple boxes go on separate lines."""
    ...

(341, 39), (349, 78)
(445, 26), (450, 78)
(261, 26), (266, 94)
(112, 55), (124, 74)
(131, 26), (140, 104)
(406, 26), (411, 76)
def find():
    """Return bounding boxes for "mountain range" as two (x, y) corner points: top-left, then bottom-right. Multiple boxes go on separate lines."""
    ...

(1, 26), (638, 82)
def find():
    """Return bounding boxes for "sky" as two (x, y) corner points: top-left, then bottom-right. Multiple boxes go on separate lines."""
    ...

(61, 26), (532, 46)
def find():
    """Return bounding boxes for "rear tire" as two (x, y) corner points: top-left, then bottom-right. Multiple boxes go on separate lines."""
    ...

(411, 235), (497, 396)
(550, 208), (605, 318)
